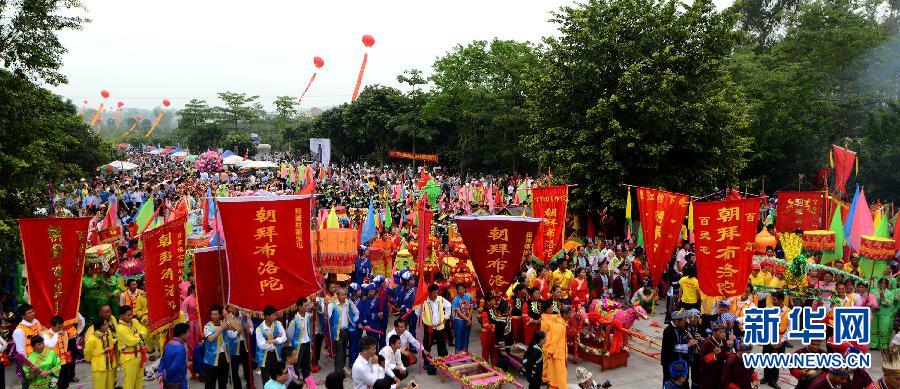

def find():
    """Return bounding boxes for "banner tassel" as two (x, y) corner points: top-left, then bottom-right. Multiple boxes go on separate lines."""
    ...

(298, 73), (317, 106)
(351, 53), (369, 102)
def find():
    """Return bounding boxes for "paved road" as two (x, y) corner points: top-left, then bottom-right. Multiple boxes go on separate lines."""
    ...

(4, 301), (884, 388)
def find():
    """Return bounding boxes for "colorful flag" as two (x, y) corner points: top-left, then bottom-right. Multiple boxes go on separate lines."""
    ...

(822, 207), (845, 265)
(327, 207), (339, 228)
(845, 186), (874, 250)
(361, 199), (377, 244)
(831, 145), (857, 195)
(136, 198), (155, 233)
(413, 198), (432, 307)
(192, 246), (227, 324)
(776, 191), (823, 233)
(874, 210), (890, 238)
(531, 186), (568, 263)
(384, 204), (393, 230)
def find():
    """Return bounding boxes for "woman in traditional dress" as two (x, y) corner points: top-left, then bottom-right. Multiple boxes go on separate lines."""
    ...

(26, 336), (61, 389)
(541, 302), (569, 389)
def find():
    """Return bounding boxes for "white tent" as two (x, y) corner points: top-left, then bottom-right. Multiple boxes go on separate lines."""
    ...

(239, 160), (279, 170)
(99, 160), (138, 171)
(222, 155), (245, 165)
(148, 149), (162, 155)
(170, 151), (188, 158)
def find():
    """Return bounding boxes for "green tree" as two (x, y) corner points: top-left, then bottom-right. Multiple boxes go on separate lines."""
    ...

(0, 0), (89, 85)
(176, 99), (224, 151)
(216, 92), (263, 130)
(222, 133), (255, 156)
(273, 95), (298, 127)
(524, 0), (751, 211)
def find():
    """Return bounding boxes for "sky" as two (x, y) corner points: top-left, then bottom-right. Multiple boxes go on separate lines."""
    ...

(50, 0), (732, 111)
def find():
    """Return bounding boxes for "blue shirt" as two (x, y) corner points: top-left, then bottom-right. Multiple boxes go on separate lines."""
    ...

(159, 338), (188, 389)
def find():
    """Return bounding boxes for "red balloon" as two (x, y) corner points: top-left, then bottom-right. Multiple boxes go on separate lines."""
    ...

(136, 115), (143, 121)
(313, 56), (325, 68)
(362, 34), (375, 48)
(100, 90), (110, 98)
(117, 101), (124, 108)
(162, 99), (171, 107)
(82, 99), (87, 104)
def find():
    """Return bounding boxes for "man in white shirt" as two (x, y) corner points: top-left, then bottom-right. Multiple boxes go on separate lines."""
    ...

(385, 318), (421, 366)
(417, 284), (451, 375)
(286, 297), (313, 379)
(327, 288), (359, 372)
(379, 334), (407, 380)
(255, 305), (287, 383)
(13, 303), (44, 360)
(352, 336), (395, 389)
(675, 242), (690, 273)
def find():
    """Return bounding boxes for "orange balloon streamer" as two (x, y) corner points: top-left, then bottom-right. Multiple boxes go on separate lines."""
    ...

(298, 72), (317, 106)
(122, 123), (137, 138)
(87, 103), (104, 130)
(144, 111), (165, 138)
(351, 53), (368, 102)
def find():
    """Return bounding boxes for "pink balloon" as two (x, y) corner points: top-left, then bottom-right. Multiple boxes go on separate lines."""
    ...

(117, 101), (124, 108)
(136, 115), (143, 121)
(162, 99), (171, 107)
(362, 34), (375, 48)
(313, 56), (325, 69)
(100, 90), (110, 98)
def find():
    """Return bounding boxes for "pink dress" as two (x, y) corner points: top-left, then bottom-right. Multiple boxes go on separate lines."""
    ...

(181, 294), (201, 352)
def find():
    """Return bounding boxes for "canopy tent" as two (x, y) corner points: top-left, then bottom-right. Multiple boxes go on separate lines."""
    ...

(239, 160), (278, 170)
(170, 151), (188, 158)
(221, 150), (236, 158)
(222, 155), (245, 165)
(98, 160), (138, 172)
(148, 148), (162, 155)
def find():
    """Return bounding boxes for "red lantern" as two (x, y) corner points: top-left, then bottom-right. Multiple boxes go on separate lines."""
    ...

(162, 99), (171, 107)
(136, 115), (143, 121)
(313, 56), (325, 68)
(362, 34), (375, 48)
(100, 90), (110, 98)
(117, 101), (124, 108)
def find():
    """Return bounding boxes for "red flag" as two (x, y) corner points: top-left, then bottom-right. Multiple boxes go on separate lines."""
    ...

(217, 196), (318, 312)
(455, 215), (542, 297)
(586, 216), (596, 239)
(816, 168), (833, 189)
(141, 216), (187, 332)
(98, 199), (120, 230)
(636, 187), (690, 287)
(413, 198), (432, 307)
(776, 191), (823, 233)
(727, 188), (742, 200)
(832, 145), (856, 195)
(417, 169), (430, 190)
(193, 246), (228, 324)
(297, 179), (316, 195)
(693, 198), (760, 297)
(893, 211), (900, 251)
(531, 186), (568, 262)
(18, 217), (90, 325)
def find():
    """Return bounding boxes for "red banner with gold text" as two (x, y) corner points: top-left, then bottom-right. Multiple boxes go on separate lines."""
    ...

(693, 198), (760, 297)
(776, 191), (823, 233)
(455, 216), (542, 297)
(531, 186), (568, 263)
(636, 187), (690, 287)
(18, 217), (90, 325)
(218, 196), (317, 313)
(142, 216), (187, 332)
(193, 246), (228, 324)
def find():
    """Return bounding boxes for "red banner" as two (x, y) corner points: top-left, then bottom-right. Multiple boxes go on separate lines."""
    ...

(531, 186), (568, 263)
(636, 187), (690, 287)
(389, 150), (439, 163)
(832, 145), (856, 195)
(693, 198), (760, 297)
(455, 216), (542, 297)
(193, 246), (228, 324)
(414, 198), (433, 306)
(142, 217), (187, 332)
(18, 217), (90, 325)
(218, 196), (318, 313)
(776, 191), (823, 233)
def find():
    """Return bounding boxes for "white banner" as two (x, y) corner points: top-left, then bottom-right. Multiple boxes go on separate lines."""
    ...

(309, 138), (331, 166)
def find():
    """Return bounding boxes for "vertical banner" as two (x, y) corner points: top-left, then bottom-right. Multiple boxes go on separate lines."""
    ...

(414, 198), (433, 306)
(193, 246), (228, 324)
(776, 191), (823, 233)
(309, 138), (331, 167)
(693, 198), (760, 297)
(636, 187), (690, 287)
(142, 217), (187, 332)
(218, 196), (318, 313)
(18, 217), (90, 325)
(531, 186), (569, 263)
(831, 145), (856, 195)
(455, 216), (542, 297)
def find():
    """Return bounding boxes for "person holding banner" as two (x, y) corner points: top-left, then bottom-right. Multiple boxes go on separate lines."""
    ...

(115, 305), (148, 389)
(358, 283), (385, 348)
(418, 284), (451, 375)
(256, 305), (287, 383)
(286, 297), (314, 379)
(226, 306), (254, 389)
(203, 305), (238, 389)
(327, 288), (359, 373)
(84, 318), (116, 389)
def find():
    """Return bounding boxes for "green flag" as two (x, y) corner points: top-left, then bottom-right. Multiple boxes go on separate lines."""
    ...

(874, 210), (890, 238)
(635, 221), (644, 248)
(136, 199), (155, 233)
(384, 205), (393, 230)
(822, 207), (844, 264)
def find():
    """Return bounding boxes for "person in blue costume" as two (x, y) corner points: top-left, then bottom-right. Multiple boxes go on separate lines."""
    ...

(358, 283), (386, 348)
(372, 275), (390, 341)
(327, 287), (359, 373)
(353, 245), (372, 285)
(391, 271), (418, 337)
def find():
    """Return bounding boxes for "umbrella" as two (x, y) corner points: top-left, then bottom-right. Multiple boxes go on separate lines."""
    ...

(240, 160), (278, 170)
(223, 155), (245, 165)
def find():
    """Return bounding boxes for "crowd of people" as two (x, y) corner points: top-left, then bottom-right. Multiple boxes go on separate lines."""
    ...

(4, 146), (898, 389)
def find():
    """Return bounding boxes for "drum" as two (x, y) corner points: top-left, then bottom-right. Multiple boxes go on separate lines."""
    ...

(860, 235), (895, 260)
(802, 230), (836, 251)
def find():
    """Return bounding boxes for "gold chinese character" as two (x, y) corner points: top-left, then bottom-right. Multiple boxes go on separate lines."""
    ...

(168, 301), (177, 309)
(259, 277), (285, 293)
(165, 285), (175, 297)
(654, 226), (662, 238)
(50, 243), (63, 259)
(655, 210), (665, 224)
(487, 244), (509, 257)
(254, 243), (277, 259)
(159, 251), (173, 265)
(47, 226), (62, 242)
(714, 246), (740, 260)
(255, 207), (277, 223)
(745, 212), (756, 223)
(699, 246), (711, 255)
(257, 260), (280, 275)
(717, 280), (737, 295)
(488, 275), (509, 288)
(161, 267), (174, 281)
(699, 231), (711, 241)
(544, 208), (557, 218)
(716, 226), (740, 242)
(255, 226), (278, 242)
(487, 258), (508, 272)
(717, 207), (740, 223)
(716, 263), (739, 278)
(698, 216), (710, 226)
(158, 232), (172, 248)
(544, 228), (555, 239)
(489, 227), (509, 241)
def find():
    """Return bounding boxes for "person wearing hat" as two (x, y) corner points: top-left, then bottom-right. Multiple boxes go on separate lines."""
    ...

(661, 310), (696, 385)
(541, 302), (570, 389)
(347, 283), (364, 369)
(697, 320), (731, 388)
(722, 340), (758, 389)
(765, 265), (785, 308)
(873, 335), (900, 389)
(353, 245), (372, 285)
(358, 283), (386, 348)
(390, 271), (418, 337)
(575, 365), (607, 388)
(808, 368), (851, 389)
(841, 346), (873, 389)
(787, 339), (826, 389)
(665, 359), (690, 389)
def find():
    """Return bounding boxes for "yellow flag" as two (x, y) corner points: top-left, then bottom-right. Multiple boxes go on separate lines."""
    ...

(625, 189), (632, 220)
(874, 209), (883, 230)
(327, 207), (339, 228)
(687, 202), (694, 231)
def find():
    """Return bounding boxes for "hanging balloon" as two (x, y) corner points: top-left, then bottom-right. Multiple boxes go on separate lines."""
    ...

(162, 99), (171, 107)
(83, 99), (88, 104)
(362, 34), (375, 47)
(136, 115), (143, 121)
(100, 90), (110, 98)
(117, 101), (124, 108)
(313, 56), (325, 68)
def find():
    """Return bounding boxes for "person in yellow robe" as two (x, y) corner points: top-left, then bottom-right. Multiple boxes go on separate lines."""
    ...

(85, 305), (119, 386)
(550, 260), (574, 302)
(115, 305), (148, 389)
(540, 301), (570, 389)
(84, 318), (117, 389)
(766, 267), (785, 307)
